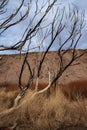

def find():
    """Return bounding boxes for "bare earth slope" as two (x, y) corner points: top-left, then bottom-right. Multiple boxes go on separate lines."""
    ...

(0, 49), (87, 86)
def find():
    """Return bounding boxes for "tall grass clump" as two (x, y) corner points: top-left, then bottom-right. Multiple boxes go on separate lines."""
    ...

(0, 88), (87, 130)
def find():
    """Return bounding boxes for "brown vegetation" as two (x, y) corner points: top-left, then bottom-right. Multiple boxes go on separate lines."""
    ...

(26, 80), (87, 101)
(31, 80), (87, 101)
(0, 86), (87, 130)
(0, 79), (87, 129)
(2, 80), (87, 101)
(0, 83), (19, 92)
(60, 80), (87, 100)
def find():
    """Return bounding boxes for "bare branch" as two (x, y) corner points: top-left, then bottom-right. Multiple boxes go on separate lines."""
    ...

(0, 0), (30, 35)
(19, 51), (34, 91)
(0, 0), (57, 51)
(31, 71), (51, 98)
(0, 0), (8, 14)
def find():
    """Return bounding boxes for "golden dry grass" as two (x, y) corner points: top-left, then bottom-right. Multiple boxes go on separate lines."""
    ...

(0, 88), (19, 111)
(0, 88), (87, 130)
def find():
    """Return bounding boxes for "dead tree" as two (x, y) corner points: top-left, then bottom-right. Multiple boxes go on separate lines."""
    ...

(0, 0), (86, 94)
(0, 71), (51, 129)
(15, 3), (87, 100)
(0, 0), (87, 129)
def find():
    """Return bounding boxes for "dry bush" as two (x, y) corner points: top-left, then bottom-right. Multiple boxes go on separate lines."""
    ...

(15, 89), (87, 130)
(0, 88), (19, 111)
(0, 88), (87, 130)
(59, 80), (87, 101)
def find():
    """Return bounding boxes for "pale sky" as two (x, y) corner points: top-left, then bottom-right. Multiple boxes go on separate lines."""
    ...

(0, 0), (87, 54)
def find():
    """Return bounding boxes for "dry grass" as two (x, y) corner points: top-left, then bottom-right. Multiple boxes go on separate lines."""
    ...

(0, 88), (87, 130)
(0, 88), (19, 111)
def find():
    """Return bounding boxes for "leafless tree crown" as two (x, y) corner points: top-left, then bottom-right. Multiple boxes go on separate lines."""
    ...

(0, 0), (86, 93)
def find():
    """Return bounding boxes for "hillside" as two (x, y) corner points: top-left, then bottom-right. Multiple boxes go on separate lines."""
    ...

(0, 49), (87, 86)
(0, 49), (87, 130)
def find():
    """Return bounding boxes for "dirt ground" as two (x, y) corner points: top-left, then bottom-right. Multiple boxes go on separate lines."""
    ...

(0, 49), (87, 86)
